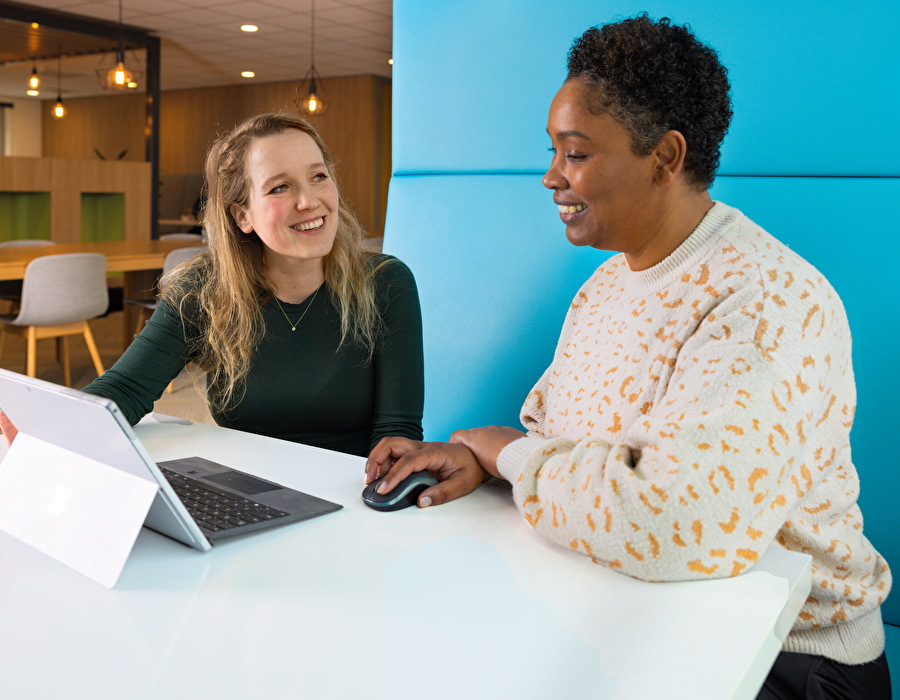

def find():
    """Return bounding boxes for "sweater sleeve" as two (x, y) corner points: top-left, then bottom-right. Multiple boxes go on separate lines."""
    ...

(497, 280), (853, 583)
(368, 257), (424, 448)
(82, 297), (195, 424)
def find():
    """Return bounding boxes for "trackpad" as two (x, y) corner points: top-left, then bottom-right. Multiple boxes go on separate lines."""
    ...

(204, 471), (280, 495)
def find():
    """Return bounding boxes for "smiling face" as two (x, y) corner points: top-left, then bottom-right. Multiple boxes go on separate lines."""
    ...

(230, 129), (339, 271)
(543, 78), (663, 261)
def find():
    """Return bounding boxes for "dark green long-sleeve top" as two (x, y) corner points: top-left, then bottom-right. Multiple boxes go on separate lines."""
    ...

(83, 254), (424, 457)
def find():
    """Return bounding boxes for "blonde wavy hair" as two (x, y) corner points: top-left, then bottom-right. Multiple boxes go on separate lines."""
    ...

(162, 112), (386, 411)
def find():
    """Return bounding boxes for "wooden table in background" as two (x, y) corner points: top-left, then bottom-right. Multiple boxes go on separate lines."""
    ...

(0, 239), (204, 350)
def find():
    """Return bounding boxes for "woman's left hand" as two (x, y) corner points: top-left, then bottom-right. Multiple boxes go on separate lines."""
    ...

(449, 426), (525, 477)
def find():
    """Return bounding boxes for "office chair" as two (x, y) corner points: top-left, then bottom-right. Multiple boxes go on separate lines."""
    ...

(0, 239), (55, 248)
(0, 253), (109, 387)
(124, 245), (204, 393)
(0, 239), (56, 311)
(125, 245), (205, 335)
(363, 236), (384, 252)
(160, 233), (204, 242)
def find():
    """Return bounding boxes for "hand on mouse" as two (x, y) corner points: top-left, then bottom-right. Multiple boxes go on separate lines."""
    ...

(365, 436), (423, 484)
(366, 437), (488, 507)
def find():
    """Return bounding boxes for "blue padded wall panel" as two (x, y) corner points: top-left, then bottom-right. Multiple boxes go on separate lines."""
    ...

(393, 0), (899, 177)
(392, 0), (573, 174)
(383, 174), (609, 442)
(710, 176), (899, 623)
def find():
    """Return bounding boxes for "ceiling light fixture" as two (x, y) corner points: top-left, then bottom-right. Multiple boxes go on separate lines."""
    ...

(241, 71), (256, 78)
(240, 24), (259, 32)
(96, 0), (143, 90)
(108, 52), (133, 88)
(28, 62), (40, 90)
(295, 0), (328, 116)
(52, 47), (65, 119)
(26, 61), (40, 95)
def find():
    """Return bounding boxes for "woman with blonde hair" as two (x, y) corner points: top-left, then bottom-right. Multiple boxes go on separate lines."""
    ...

(42, 112), (423, 457)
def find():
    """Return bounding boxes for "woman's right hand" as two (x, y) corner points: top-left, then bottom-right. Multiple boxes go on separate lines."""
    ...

(0, 410), (19, 447)
(366, 437), (488, 507)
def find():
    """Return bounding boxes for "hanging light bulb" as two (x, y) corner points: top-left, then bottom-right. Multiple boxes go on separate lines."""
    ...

(299, 71), (328, 115)
(295, 0), (329, 116)
(96, 0), (142, 90)
(28, 63), (40, 90)
(53, 47), (65, 119)
(107, 48), (133, 88)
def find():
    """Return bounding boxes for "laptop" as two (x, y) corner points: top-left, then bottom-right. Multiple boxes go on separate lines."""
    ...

(0, 368), (342, 587)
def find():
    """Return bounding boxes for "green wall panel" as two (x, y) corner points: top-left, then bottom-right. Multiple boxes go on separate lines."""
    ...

(0, 192), (51, 242)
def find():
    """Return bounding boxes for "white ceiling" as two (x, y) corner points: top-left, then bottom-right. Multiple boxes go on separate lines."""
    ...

(0, 0), (392, 100)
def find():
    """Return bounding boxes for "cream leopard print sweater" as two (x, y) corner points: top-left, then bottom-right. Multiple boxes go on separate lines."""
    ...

(497, 201), (890, 664)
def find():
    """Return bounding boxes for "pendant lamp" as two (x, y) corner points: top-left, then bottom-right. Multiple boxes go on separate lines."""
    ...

(28, 62), (40, 91)
(96, 0), (143, 90)
(52, 48), (65, 119)
(296, 0), (329, 116)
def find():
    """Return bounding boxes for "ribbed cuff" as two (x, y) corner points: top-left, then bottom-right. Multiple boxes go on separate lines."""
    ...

(496, 436), (547, 484)
(783, 608), (886, 664)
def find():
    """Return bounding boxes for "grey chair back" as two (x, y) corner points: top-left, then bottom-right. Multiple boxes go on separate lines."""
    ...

(0, 240), (57, 300)
(160, 233), (204, 242)
(12, 253), (109, 327)
(161, 245), (205, 275)
(363, 237), (384, 252)
(0, 239), (55, 247)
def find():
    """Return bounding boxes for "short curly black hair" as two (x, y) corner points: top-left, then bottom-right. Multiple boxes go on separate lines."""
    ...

(567, 14), (732, 188)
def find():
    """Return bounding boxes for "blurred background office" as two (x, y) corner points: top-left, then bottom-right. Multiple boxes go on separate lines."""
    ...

(0, 0), (392, 244)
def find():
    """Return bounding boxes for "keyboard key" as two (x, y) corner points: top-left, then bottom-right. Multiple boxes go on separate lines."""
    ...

(159, 467), (288, 533)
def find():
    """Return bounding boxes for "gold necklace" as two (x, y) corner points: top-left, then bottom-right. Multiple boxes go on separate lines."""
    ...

(273, 285), (320, 331)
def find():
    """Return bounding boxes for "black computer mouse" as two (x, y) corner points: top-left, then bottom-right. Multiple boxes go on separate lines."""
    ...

(361, 471), (439, 511)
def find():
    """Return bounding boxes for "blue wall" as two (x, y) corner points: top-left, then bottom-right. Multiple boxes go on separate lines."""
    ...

(388, 0), (899, 622)
(393, 0), (899, 176)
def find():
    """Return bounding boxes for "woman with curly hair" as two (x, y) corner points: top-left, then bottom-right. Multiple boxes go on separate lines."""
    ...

(366, 15), (891, 697)
(0, 112), (424, 458)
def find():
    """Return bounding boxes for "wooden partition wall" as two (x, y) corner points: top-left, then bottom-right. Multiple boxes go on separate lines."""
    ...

(41, 75), (392, 237)
(0, 157), (151, 242)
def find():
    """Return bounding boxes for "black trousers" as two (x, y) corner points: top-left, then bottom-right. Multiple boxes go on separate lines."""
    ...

(756, 650), (891, 699)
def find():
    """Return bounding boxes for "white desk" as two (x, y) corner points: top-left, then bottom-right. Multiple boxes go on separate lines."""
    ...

(0, 417), (811, 700)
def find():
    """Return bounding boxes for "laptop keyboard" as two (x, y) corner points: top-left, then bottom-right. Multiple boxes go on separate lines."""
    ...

(159, 467), (289, 533)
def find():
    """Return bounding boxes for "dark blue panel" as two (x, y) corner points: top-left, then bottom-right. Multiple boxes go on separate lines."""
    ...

(711, 175), (900, 623)
(393, 0), (900, 176)
(383, 174), (609, 441)
(886, 625), (900, 683)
